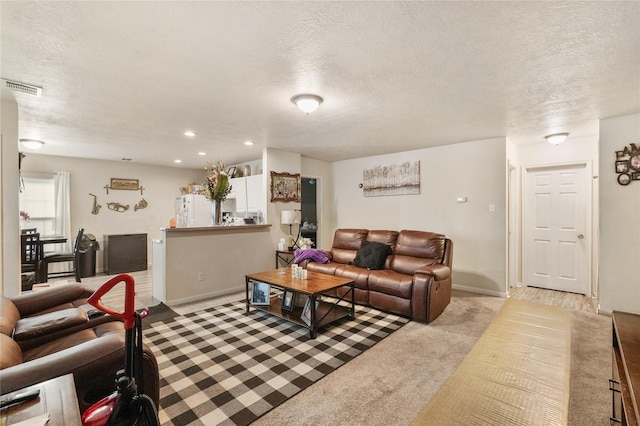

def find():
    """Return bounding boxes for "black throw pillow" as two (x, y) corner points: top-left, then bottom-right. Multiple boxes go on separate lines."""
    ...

(352, 241), (391, 270)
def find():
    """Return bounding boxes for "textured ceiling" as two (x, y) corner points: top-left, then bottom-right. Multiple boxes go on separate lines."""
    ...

(1, 1), (639, 169)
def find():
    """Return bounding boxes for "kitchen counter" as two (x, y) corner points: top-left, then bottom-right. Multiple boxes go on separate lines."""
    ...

(153, 224), (273, 305)
(162, 224), (271, 232)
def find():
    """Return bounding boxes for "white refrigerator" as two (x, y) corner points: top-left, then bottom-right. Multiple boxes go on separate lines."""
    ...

(176, 194), (211, 227)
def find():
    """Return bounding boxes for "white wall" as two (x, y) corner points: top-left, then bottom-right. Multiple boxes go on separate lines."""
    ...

(331, 138), (508, 296)
(1, 98), (20, 296)
(22, 154), (203, 272)
(599, 113), (640, 314)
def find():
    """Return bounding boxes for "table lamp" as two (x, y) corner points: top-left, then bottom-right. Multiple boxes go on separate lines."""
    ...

(280, 210), (301, 250)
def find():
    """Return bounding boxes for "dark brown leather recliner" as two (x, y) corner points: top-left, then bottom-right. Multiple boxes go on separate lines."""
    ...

(306, 229), (453, 323)
(0, 284), (159, 413)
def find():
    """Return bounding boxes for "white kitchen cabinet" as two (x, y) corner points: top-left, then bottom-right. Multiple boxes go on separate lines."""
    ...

(228, 177), (247, 212)
(246, 174), (265, 213)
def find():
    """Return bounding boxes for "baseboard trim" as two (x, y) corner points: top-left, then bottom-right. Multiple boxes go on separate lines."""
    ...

(168, 285), (245, 306)
(452, 283), (507, 298)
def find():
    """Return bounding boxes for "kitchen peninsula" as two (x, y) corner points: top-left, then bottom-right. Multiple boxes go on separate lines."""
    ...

(152, 224), (273, 305)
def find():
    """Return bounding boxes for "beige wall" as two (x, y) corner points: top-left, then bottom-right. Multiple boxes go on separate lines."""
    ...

(264, 148), (302, 251)
(330, 138), (508, 296)
(21, 154), (203, 273)
(599, 113), (640, 314)
(300, 156), (333, 249)
(1, 98), (20, 296)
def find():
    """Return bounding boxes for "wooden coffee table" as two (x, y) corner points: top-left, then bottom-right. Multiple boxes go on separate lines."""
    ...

(245, 268), (355, 338)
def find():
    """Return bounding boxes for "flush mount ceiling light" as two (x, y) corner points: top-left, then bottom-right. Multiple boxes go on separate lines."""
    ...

(184, 130), (196, 137)
(291, 94), (323, 114)
(19, 139), (45, 150)
(544, 133), (569, 145)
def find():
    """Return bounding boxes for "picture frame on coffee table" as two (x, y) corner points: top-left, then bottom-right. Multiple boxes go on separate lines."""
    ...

(281, 290), (296, 312)
(301, 297), (320, 326)
(251, 282), (271, 305)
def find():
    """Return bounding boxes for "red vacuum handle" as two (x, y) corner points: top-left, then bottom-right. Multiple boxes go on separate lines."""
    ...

(87, 273), (137, 329)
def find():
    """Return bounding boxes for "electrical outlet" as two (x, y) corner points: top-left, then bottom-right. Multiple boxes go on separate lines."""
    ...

(198, 272), (205, 281)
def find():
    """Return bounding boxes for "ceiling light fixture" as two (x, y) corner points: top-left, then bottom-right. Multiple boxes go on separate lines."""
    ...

(244, 140), (254, 146)
(19, 139), (45, 150)
(291, 94), (323, 114)
(198, 152), (206, 156)
(544, 133), (569, 145)
(184, 130), (196, 137)
(174, 159), (182, 164)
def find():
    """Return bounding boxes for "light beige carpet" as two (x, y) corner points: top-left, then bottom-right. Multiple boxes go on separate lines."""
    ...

(251, 290), (611, 426)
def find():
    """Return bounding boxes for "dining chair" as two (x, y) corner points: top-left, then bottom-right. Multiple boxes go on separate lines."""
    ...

(21, 227), (38, 234)
(39, 228), (84, 283)
(21, 232), (41, 288)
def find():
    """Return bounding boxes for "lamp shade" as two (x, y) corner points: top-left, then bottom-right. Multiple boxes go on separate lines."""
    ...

(280, 210), (301, 225)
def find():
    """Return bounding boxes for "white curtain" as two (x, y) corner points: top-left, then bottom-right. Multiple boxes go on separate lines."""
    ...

(53, 171), (72, 252)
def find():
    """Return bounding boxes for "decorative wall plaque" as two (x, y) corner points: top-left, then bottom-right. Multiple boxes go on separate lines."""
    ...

(615, 144), (640, 186)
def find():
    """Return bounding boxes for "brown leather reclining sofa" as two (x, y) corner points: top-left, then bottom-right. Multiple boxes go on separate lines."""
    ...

(306, 229), (453, 323)
(0, 283), (159, 413)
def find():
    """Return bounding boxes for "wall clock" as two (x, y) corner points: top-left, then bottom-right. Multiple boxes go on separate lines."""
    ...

(629, 154), (640, 171)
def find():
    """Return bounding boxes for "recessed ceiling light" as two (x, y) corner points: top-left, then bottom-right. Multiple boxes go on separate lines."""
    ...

(244, 140), (254, 146)
(184, 130), (196, 137)
(198, 152), (206, 156)
(174, 159), (182, 163)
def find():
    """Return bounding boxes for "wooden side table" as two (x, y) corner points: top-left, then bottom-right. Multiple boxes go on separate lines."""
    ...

(611, 311), (640, 426)
(275, 249), (295, 268)
(0, 374), (81, 425)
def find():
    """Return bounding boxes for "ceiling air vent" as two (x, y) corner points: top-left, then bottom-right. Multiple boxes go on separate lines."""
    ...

(1, 78), (42, 96)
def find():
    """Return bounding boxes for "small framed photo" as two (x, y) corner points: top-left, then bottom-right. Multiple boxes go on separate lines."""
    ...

(616, 160), (629, 173)
(618, 173), (631, 186)
(281, 290), (296, 312)
(632, 172), (640, 181)
(227, 166), (237, 178)
(300, 297), (319, 326)
(251, 282), (271, 305)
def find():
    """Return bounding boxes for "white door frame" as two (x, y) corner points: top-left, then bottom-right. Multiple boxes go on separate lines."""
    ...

(522, 161), (593, 296)
(507, 162), (520, 292)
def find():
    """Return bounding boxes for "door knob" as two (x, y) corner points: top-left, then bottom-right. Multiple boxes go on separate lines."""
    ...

(578, 234), (584, 239)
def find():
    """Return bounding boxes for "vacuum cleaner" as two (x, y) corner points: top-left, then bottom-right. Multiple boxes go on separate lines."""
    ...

(81, 273), (160, 426)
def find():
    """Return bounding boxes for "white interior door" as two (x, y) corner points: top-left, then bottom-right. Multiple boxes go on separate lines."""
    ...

(525, 164), (589, 294)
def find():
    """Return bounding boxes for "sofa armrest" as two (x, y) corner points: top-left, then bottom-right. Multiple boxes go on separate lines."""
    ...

(11, 284), (93, 317)
(0, 332), (159, 413)
(415, 264), (451, 281)
(412, 265), (452, 323)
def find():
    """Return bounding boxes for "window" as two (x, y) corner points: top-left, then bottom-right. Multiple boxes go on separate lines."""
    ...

(19, 173), (56, 237)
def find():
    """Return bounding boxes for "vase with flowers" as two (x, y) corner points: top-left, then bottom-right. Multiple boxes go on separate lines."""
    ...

(203, 160), (232, 225)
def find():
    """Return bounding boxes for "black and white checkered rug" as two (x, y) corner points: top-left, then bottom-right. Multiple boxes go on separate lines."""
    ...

(144, 301), (409, 425)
